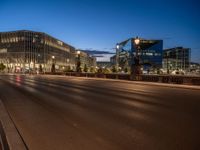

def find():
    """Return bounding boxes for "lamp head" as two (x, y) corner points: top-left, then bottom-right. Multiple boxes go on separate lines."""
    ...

(134, 37), (140, 45)
(116, 44), (120, 49)
(77, 50), (81, 55)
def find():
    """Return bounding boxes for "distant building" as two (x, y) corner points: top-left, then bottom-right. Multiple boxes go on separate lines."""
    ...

(0, 30), (76, 73)
(190, 62), (200, 74)
(110, 55), (116, 66)
(190, 62), (200, 70)
(116, 38), (163, 72)
(163, 47), (191, 72)
(84, 50), (115, 68)
(76, 50), (96, 71)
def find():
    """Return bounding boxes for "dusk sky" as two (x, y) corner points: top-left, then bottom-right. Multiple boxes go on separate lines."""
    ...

(0, 0), (200, 62)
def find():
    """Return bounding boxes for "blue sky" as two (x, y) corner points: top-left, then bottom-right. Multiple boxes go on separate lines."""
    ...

(0, 0), (200, 62)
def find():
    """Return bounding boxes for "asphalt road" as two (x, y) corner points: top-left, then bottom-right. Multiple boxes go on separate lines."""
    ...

(0, 74), (200, 150)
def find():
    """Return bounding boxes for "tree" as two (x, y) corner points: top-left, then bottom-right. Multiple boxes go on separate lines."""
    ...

(124, 67), (128, 73)
(0, 63), (6, 72)
(83, 64), (88, 72)
(51, 64), (55, 73)
(39, 64), (43, 73)
(64, 66), (71, 72)
(90, 66), (95, 73)
(103, 68), (111, 74)
(97, 67), (103, 73)
(111, 66), (117, 73)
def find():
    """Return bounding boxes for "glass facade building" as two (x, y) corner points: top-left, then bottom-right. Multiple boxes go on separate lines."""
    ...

(0, 30), (76, 73)
(116, 38), (163, 72)
(163, 47), (191, 72)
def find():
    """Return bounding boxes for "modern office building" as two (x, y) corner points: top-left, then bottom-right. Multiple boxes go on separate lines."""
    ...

(0, 30), (76, 73)
(75, 50), (96, 72)
(163, 47), (191, 73)
(116, 38), (163, 72)
(84, 50), (115, 68)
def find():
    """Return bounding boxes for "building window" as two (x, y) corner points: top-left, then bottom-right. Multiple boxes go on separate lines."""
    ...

(0, 48), (7, 53)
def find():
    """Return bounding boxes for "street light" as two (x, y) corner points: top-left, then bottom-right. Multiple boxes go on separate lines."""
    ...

(76, 51), (81, 72)
(116, 43), (120, 72)
(131, 36), (141, 80)
(77, 50), (81, 55)
(116, 44), (120, 50)
(166, 52), (169, 74)
(51, 56), (55, 73)
(134, 37), (140, 45)
(38, 54), (42, 73)
(134, 37), (141, 75)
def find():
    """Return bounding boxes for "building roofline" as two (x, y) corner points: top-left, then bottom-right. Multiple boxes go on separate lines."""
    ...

(117, 37), (163, 45)
(0, 29), (75, 49)
(164, 47), (190, 51)
(0, 30), (43, 34)
(42, 32), (75, 49)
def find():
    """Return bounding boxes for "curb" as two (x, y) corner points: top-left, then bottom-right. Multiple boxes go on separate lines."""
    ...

(50, 75), (200, 91)
(0, 99), (27, 150)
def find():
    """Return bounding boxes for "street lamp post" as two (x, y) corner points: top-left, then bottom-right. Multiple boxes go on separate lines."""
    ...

(131, 36), (141, 80)
(166, 52), (170, 74)
(51, 55), (55, 73)
(38, 54), (43, 74)
(76, 51), (81, 72)
(116, 43), (120, 72)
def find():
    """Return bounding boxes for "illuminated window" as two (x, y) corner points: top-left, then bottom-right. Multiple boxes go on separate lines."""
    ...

(33, 38), (36, 43)
(12, 37), (15, 42)
(155, 53), (161, 56)
(146, 53), (153, 56)
(0, 48), (7, 53)
(16, 37), (19, 42)
(57, 40), (63, 46)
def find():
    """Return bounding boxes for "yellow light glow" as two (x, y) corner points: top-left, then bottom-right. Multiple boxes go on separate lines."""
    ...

(134, 37), (140, 45)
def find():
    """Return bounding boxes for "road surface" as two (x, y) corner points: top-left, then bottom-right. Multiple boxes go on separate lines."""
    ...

(0, 74), (200, 150)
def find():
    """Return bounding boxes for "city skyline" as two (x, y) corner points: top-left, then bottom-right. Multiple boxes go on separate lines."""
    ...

(0, 0), (200, 62)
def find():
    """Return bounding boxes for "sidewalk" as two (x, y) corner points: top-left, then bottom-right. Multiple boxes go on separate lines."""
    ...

(0, 99), (27, 150)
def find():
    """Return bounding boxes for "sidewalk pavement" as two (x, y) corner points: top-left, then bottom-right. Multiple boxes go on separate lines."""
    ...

(0, 99), (27, 150)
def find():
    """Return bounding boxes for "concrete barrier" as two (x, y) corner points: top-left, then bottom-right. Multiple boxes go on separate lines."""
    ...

(139, 75), (200, 85)
(48, 72), (200, 86)
(0, 99), (27, 150)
